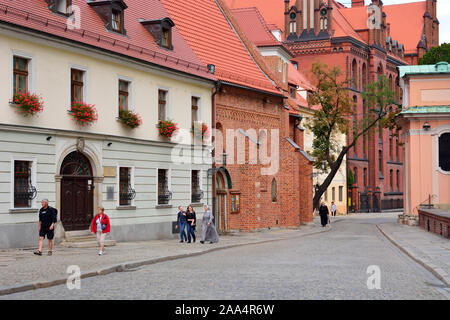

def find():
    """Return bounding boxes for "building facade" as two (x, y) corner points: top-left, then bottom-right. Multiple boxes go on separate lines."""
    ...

(230, 6), (347, 214)
(0, 0), (215, 248)
(398, 62), (450, 216)
(164, 0), (314, 231)
(226, 0), (440, 212)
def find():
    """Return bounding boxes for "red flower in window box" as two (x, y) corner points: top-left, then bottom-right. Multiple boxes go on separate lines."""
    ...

(11, 91), (44, 116)
(193, 121), (210, 141)
(119, 109), (142, 129)
(157, 119), (178, 138)
(70, 102), (98, 127)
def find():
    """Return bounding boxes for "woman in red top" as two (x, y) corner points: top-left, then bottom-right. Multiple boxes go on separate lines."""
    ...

(91, 206), (110, 255)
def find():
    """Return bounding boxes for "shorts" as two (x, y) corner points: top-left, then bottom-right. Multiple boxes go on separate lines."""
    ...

(39, 227), (54, 240)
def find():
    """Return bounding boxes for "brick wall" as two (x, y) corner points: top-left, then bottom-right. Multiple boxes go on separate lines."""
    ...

(418, 209), (450, 239)
(215, 85), (313, 230)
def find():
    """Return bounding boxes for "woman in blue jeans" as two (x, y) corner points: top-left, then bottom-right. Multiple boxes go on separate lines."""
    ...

(185, 205), (196, 243)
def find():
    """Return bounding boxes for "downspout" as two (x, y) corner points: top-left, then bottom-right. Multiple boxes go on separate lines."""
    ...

(211, 81), (221, 228)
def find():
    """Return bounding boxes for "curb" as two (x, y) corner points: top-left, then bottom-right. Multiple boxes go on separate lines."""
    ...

(376, 224), (449, 287)
(0, 226), (331, 296)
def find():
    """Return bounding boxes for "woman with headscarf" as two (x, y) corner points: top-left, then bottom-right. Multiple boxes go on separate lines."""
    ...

(200, 204), (219, 244)
(318, 201), (330, 228)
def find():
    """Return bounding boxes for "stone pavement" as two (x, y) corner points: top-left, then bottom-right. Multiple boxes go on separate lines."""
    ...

(377, 221), (450, 286)
(0, 223), (330, 295)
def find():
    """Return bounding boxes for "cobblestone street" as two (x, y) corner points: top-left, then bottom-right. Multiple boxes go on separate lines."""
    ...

(3, 213), (449, 300)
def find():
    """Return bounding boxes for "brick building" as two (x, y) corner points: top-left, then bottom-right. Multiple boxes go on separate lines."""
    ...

(226, 0), (440, 212)
(163, 0), (314, 230)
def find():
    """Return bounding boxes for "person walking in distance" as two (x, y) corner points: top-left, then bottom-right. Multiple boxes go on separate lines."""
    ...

(175, 206), (187, 243)
(34, 199), (58, 256)
(200, 204), (219, 244)
(331, 201), (337, 217)
(318, 201), (330, 227)
(185, 205), (196, 243)
(90, 206), (110, 255)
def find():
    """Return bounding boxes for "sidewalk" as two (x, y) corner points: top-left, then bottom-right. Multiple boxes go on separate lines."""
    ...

(377, 222), (450, 286)
(0, 222), (329, 295)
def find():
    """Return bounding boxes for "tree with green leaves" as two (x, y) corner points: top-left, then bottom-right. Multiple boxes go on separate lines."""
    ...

(307, 62), (401, 210)
(419, 43), (450, 65)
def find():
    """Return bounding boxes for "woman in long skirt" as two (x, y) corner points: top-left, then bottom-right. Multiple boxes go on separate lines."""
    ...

(200, 205), (219, 244)
(318, 201), (330, 227)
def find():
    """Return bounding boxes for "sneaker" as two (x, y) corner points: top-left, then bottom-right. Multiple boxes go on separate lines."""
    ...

(34, 250), (42, 256)
(200, 241), (205, 244)
(179, 240), (184, 243)
(98, 251), (103, 256)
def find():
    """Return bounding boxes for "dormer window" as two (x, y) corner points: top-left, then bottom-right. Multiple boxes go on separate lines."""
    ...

(111, 9), (122, 32)
(139, 18), (175, 50)
(45, 0), (72, 16)
(88, 0), (128, 35)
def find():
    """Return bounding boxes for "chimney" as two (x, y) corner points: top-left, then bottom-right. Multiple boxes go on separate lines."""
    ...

(352, 0), (364, 7)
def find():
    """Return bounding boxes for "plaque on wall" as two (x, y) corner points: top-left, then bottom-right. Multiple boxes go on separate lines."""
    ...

(103, 167), (116, 177)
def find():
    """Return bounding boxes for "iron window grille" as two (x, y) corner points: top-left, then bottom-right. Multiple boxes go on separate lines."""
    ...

(158, 169), (172, 205)
(14, 161), (37, 208)
(119, 167), (135, 206)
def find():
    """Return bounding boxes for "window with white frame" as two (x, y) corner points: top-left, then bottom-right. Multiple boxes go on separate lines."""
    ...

(157, 169), (171, 205)
(118, 167), (135, 206)
(191, 170), (203, 203)
(12, 159), (36, 209)
(13, 56), (30, 96)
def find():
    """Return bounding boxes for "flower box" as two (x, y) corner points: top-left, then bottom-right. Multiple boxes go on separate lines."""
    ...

(119, 109), (142, 129)
(11, 91), (44, 116)
(70, 102), (98, 126)
(157, 119), (178, 138)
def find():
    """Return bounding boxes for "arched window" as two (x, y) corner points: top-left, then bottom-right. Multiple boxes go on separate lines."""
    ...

(289, 21), (297, 34)
(271, 178), (277, 202)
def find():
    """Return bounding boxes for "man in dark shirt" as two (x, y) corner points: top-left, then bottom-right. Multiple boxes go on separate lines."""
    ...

(34, 199), (57, 256)
(175, 206), (187, 243)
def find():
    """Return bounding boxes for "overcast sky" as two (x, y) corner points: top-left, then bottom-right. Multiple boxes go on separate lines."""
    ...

(355, 0), (450, 44)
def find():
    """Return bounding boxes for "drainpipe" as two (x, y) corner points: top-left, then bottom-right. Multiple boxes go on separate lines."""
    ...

(211, 81), (221, 225)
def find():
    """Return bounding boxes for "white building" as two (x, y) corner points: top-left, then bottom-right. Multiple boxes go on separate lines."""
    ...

(0, 0), (215, 248)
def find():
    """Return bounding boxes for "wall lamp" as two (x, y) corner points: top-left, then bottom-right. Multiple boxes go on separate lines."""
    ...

(423, 122), (431, 131)
(107, 142), (112, 147)
(46, 136), (52, 141)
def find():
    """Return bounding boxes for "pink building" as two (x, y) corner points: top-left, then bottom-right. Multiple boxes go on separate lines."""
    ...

(398, 62), (450, 223)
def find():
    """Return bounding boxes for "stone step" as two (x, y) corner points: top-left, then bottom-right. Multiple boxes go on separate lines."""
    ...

(63, 235), (97, 242)
(60, 239), (116, 248)
(65, 230), (92, 239)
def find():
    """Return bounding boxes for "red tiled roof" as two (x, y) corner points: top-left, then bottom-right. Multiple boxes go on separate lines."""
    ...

(288, 63), (315, 91)
(162, 0), (280, 95)
(337, 1), (426, 54)
(384, 2), (426, 55)
(230, 7), (279, 47)
(225, 0), (291, 34)
(0, 0), (215, 80)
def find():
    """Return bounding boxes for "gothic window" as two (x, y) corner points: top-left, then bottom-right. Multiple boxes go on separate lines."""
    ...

(362, 63), (368, 90)
(352, 59), (358, 89)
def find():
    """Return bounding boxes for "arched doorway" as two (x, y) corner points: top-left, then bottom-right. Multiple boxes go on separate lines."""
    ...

(60, 151), (94, 231)
(215, 167), (232, 232)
